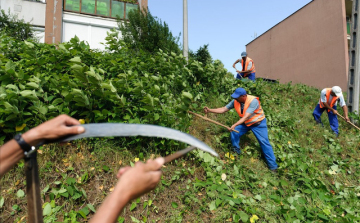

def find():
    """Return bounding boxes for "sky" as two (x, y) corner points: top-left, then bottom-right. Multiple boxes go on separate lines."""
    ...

(147, 0), (312, 74)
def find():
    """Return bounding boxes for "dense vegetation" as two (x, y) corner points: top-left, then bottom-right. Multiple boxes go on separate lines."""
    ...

(1, 9), (360, 223)
(0, 10), (34, 41)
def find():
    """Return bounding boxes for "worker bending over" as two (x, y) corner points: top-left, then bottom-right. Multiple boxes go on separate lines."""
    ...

(232, 51), (256, 81)
(204, 88), (278, 171)
(313, 86), (349, 137)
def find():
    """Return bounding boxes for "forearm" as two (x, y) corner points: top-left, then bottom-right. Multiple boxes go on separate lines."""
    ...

(233, 117), (247, 126)
(90, 186), (130, 223)
(232, 113), (251, 128)
(208, 107), (228, 114)
(0, 140), (24, 178)
(323, 102), (335, 112)
(232, 60), (239, 68)
(342, 105), (349, 117)
(0, 128), (44, 178)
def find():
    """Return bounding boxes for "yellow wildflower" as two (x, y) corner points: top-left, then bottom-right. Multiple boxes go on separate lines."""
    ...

(134, 158), (139, 162)
(250, 215), (259, 223)
(79, 119), (85, 124)
(225, 152), (235, 160)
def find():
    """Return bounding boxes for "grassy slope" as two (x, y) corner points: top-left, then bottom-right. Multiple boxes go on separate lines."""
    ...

(1, 81), (360, 222)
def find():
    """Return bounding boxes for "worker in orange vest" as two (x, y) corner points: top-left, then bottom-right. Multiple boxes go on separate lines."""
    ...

(232, 52), (256, 81)
(204, 88), (278, 171)
(312, 86), (350, 137)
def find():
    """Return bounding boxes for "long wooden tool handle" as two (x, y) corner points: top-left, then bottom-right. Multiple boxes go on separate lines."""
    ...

(26, 152), (44, 223)
(337, 113), (360, 131)
(188, 111), (239, 133)
(164, 146), (196, 164)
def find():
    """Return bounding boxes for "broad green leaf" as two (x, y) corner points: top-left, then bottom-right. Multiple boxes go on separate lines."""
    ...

(239, 211), (249, 222)
(154, 113), (160, 120)
(130, 202), (137, 211)
(67, 186), (74, 196)
(43, 203), (52, 216)
(24, 41), (34, 48)
(16, 189), (25, 198)
(130, 216), (140, 223)
(66, 177), (76, 185)
(69, 56), (82, 63)
(151, 76), (159, 81)
(78, 210), (87, 218)
(234, 165), (239, 174)
(70, 64), (83, 75)
(20, 90), (38, 100)
(6, 84), (19, 92)
(26, 82), (39, 89)
(87, 204), (96, 213)
(5, 60), (16, 72)
(181, 91), (193, 99)
(102, 165), (110, 172)
(0, 197), (4, 208)
(209, 200), (216, 211)
(80, 207), (90, 216)
(58, 188), (67, 194)
(42, 185), (50, 194)
(254, 195), (262, 201)
(171, 202), (178, 208)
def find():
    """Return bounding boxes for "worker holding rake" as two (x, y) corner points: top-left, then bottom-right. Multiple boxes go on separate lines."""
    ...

(204, 88), (278, 171)
(312, 86), (350, 137)
(232, 51), (256, 81)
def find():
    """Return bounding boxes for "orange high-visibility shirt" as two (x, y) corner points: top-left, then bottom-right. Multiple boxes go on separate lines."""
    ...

(234, 95), (265, 127)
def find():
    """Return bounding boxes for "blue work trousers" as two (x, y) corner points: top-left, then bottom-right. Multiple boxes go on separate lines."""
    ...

(312, 104), (339, 135)
(230, 118), (278, 170)
(236, 72), (256, 82)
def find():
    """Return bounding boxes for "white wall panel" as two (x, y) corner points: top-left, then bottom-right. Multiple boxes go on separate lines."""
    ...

(0, 0), (46, 27)
(62, 12), (122, 50)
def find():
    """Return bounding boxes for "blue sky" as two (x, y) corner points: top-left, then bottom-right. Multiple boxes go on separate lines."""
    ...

(148, 0), (312, 74)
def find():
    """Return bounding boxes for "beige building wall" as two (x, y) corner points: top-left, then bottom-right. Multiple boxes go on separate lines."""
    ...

(247, 0), (349, 90)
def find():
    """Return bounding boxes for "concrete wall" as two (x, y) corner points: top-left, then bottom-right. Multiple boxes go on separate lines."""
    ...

(247, 0), (349, 90)
(45, 0), (63, 44)
(62, 12), (120, 50)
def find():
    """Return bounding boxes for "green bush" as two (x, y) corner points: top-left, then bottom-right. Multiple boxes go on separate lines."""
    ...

(0, 10), (34, 41)
(0, 32), (234, 148)
(118, 8), (181, 54)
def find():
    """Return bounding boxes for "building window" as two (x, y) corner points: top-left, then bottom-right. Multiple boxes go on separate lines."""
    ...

(81, 0), (95, 14)
(111, 1), (124, 18)
(125, 2), (138, 18)
(64, 0), (138, 19)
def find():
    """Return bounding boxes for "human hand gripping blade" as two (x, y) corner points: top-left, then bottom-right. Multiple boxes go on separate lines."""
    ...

(28, 123), (217, 223)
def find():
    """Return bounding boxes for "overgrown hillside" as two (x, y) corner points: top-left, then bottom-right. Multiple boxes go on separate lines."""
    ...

(1, 78), (360, 222)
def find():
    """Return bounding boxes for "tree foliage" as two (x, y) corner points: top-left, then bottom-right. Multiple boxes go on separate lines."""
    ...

(118, 8), (181, 54)
(0, 10), (34, 41)
(190, 44), (212, 67)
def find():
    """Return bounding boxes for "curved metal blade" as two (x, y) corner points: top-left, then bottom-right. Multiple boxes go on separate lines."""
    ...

(47, 123), (218, 156)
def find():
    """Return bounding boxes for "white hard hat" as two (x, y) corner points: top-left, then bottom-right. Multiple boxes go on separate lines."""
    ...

(332, 86), (342, 97)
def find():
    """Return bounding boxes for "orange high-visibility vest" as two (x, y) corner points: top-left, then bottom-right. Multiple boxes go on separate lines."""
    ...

(240, 57), (256, 77)
(234, 95), (265, 127)
(319, 88), (338, 112)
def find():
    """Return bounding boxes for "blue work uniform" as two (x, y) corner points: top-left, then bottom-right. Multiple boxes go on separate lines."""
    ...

(226, 100), (278, 170)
